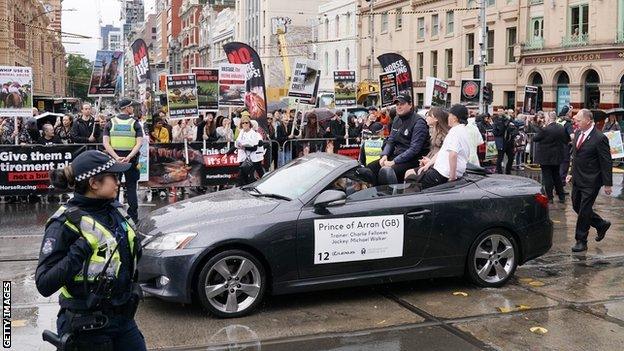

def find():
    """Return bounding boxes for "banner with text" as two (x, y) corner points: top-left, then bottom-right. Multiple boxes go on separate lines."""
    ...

(288, 59), (321, 105)
(0, 145), (86, 195)
(377, 53), (413, 101)
(425, 77), (449, 107)
(333, 71), (357, 108)
(523, 85), (538, 115)
(379, 71), (398, 108)
(191, 68), (219, 111)
(0, 66), (33, 118)
(218, 63), (246, 108)
(131, 39), (151, 84)
(166, 74), (199, 120)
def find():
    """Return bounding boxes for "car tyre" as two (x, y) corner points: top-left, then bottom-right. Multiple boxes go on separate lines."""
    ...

(197, 249), (266, 318)
(466, 229), (518, 288)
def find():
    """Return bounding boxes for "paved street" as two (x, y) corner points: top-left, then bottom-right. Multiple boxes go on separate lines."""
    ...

(2, 174), (624, 351)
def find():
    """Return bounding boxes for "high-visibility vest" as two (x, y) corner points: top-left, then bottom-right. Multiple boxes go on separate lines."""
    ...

(364, 138), (384, 165)
(556, 118), (567, 127)
(109, 117), (137, 150)
(46, 205), (137, 299)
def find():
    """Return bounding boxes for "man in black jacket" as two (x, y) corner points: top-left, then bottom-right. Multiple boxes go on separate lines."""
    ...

(367, 93), (430, 184)
(492, 113), (517, 174)
(70, 102), (100, 143)
(566, 109), (613, 252)
(533, 113), (570, 203)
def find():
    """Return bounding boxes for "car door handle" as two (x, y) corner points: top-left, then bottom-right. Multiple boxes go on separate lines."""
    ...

(406, 209), (431, 219)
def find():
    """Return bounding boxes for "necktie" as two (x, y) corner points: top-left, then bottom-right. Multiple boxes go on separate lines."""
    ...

(576, 132), (586, 149)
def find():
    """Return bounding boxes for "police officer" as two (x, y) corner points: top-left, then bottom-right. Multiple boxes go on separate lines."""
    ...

(102, 98), (144, 223)
(36, 150), (146, 351)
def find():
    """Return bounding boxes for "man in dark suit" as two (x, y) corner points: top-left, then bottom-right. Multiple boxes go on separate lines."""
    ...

(533, 112), (570, 203)
(566, 109), (613, 252)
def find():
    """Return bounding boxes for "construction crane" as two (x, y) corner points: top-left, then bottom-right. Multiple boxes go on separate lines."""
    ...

(268, 16), (292, 101)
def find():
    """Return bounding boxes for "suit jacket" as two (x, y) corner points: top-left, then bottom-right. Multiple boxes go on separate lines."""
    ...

(571, 127), (613, 188)
(533, 122), (570, 165)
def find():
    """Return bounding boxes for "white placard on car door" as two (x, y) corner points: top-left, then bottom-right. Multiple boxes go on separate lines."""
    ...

(314, 215), (404, 264)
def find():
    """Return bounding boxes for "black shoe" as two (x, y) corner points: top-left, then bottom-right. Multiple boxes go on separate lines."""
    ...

(596, 221), (611, 242)
(572, 241), (588, 252)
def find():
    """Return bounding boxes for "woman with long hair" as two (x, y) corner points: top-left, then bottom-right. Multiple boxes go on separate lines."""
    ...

(405, 107), (450, 179)
(202, 112), (218, 142)
(55, 114), (74, 144)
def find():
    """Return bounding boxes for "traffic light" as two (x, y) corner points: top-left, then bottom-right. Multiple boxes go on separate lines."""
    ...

(473, 65), (480, 79)
(483, 82), (493, 104)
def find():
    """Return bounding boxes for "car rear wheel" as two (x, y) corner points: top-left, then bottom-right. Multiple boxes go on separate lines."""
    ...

(466, 230), (518, 287)
(197, 250), (266, 318)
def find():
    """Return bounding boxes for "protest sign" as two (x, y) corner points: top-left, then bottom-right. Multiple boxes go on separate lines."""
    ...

(288, 59), (321, 105)
(88, 50), (124, 97)
(333, 71), (357, 108)
(0, 145), (86, 195)
(425, 77), (449, 107)
(131, 39), (151, 84)
(379, 72), (398, 108)
(0, 66), (33, 118)
(166, 74), (199, 120)
(377, 53), (413, 100)
(192, 68), (219, 111)
(523, 85), (538, 114)
(604, 131), (624, 159)
(218, 63), (246, 107)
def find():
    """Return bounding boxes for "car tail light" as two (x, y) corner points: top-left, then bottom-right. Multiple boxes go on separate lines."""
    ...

(534, 193), (549, 209)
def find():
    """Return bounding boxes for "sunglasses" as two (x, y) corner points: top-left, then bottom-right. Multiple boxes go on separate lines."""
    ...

(241, 122), (250, 125)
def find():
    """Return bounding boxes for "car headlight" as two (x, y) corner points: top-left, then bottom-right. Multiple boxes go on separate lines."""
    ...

(144, 232), (197, 250)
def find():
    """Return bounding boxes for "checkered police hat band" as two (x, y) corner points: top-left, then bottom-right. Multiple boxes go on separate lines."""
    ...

(75, 158), (116, 182)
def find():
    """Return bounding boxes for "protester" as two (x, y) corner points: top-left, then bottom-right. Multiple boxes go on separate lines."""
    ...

(493, 112), (518, 174)
(95, 113), (109, 143)
(557, 105), (575, 184)
(38, 150), (146, 350)
(172, 119), (196, 143)
(533, 112), (570, 204)
(150, 117), (170, 143)
(216, 117), (235, 143)
(409, 104), (471, 189)
(367, 93), (430, 184)
(235, 115), (264, 185)
(37, 124), (61, 145)
(347, 114), (361, 141)
(70, 102), (100, 144)
(54, 114), (73, 144)
(603, 114), (621, 132)
(1, 117), (32, 144)
(361, 111), (384, 136)
(567, 109), (613, 252)
(267, 114), (287, 169)
(466, 115), (484, 166)
(404, 107), (449, 180)
(327, 110), (346, 141)
(379, 108), (392, 136)
(202, 112), (218, 142)
(102, 98), (144, 223)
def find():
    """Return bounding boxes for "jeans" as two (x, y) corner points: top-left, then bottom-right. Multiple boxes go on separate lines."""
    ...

(57, 311), (146, 351)
(367, 157), (422, 185)
(119, 165), (140, 223)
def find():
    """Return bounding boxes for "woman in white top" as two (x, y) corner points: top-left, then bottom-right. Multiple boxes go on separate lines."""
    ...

(235, 116), (265, 185)
(172, 118), (196, 143)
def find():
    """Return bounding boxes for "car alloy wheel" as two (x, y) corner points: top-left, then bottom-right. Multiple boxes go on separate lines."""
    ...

(467, 231), (518, 287)
(198, 250), (266, 318)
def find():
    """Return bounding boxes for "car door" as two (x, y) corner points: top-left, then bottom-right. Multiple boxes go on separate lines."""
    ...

(296, 187), (435, 279)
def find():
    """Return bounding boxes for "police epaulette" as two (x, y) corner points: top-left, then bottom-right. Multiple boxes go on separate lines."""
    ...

(64, 206), (83, 227)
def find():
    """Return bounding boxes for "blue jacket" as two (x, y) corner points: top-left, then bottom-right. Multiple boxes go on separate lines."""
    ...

(381, 110), (430, 164)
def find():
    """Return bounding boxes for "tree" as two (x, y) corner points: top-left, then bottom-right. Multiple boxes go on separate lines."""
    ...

(66, 54), (92, 101)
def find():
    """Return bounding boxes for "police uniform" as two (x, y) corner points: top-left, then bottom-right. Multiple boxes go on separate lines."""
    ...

(103, 98), (144, 223)
(36, 150), (146, 351)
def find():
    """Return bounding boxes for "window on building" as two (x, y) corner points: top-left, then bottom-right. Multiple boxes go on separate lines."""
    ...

(432, 14), (439, 37)
(325, 52), (329, 74)
(487, 0), (496, 6)
(487, 30), (494, 64)
(152, 27), (157, 33)
(41, 42), (45, 65)
(416, 52), (424, 80)
(507, 27), (516, 63)
(445, 49), (453, 79)
(570, 4), (589, 36)
(325, 19), (329, 39)
(446, 11), (454, 35)
(381, 12), (388, 33)
(346, 48), (350, 69)
(417, 17), (425, 39)
(468, 0), (476, 7)
(417, 93), (424, 108)
(346, 12), (351, 35)
(396, 8), (403, 30)
(335, 50), (340, 69)
(466, 33), (474, 66)
(13, 15), (25, 50)
(431, 51), (438, 77)
(336, 15), (340, 37)
(531, 17), (544, 39)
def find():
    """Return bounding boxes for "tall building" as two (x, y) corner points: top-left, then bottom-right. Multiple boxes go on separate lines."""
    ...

(167, 0), (184, 73)
(318, 0), (358, 91)
(0, 0), (66, 97)
(122, 0), (145, 38)
(179, 0), (203, 72)
(518, 0), (624, 111)
(100, 24), (121, 50)
(199, 1), (236, 67)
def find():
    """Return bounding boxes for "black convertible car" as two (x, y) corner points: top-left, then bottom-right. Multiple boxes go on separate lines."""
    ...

(138, 153), (552, 318)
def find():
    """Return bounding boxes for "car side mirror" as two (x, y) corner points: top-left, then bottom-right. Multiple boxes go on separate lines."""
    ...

(314, 190), (346, 208)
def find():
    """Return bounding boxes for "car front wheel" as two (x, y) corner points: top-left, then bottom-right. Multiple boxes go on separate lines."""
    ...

(197, 250), (266, 318)
(466, 230), (518, 287)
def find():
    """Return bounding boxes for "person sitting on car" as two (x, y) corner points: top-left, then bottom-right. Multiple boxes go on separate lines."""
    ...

(409, 104), (471, 189)
(366, 92), (430, 185)
(404, 107), (450, 180)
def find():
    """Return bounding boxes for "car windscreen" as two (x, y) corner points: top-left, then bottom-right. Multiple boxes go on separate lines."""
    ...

(254, 157), (341, 199)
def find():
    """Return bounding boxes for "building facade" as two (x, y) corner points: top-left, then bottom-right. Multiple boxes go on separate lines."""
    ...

(518, 0), (624, 112)
(318, 0), (359, 91)
(100, 24), (120, 50)
(179, 0), (203, 72)
(209, 7), (236, 67)
(122, 0), (145, 38)
(359, 0), (519, 110)
(0, 0), (66, 97)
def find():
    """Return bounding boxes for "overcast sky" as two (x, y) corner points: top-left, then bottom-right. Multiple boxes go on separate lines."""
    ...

(62, 0), (156, 61)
